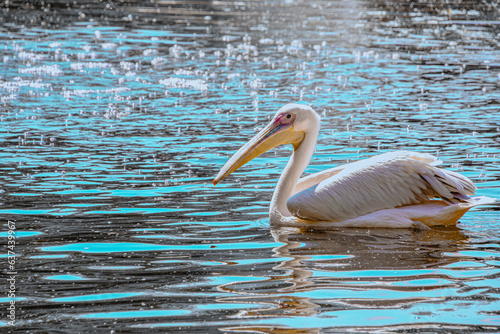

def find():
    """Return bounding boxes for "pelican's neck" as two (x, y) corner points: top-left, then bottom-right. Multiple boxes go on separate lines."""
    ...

(270, 125), (319, 220)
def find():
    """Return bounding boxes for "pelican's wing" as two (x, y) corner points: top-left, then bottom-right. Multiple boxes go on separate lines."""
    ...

(287, 151), (476, 221)
(294, 165), (345, 195)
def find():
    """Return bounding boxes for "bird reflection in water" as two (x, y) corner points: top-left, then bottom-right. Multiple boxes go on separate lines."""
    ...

(219, 226), (469, 333)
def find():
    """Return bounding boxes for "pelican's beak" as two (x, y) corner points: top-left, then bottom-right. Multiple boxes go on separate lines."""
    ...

(213, 116), (305, 185)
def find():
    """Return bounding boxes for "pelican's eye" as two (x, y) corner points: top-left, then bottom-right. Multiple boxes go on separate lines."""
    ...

(277, 113), (295, 125)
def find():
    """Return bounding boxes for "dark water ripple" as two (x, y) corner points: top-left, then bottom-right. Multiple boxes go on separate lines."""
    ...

(1, 0), (500, 332)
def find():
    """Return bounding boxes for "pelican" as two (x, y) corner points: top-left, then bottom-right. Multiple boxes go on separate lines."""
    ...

(214, 103), (496, 229)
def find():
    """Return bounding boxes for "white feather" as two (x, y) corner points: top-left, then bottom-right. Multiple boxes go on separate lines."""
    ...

(287, 151), (478, 222)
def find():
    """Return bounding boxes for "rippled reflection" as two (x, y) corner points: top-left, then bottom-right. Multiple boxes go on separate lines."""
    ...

(218, 225), (500, 332)
(219, 227), (467, 316)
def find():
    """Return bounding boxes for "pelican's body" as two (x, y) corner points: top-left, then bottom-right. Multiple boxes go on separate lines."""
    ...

(214, 104), (496, 229)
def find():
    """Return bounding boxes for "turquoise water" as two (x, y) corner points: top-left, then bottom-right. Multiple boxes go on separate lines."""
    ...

(1, 0), (500, 332)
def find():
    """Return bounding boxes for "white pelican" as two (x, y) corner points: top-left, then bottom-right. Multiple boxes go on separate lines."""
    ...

(214, 103), (496, 229)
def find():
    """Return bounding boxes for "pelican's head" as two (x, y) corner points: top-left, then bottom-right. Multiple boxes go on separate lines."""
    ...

(213, 103), (319, 185)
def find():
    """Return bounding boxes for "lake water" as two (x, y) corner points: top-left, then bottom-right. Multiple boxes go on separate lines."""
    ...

(1, 0), (500, 332)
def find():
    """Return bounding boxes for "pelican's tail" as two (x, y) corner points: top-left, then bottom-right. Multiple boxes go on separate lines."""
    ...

(468, 196), (497, 207)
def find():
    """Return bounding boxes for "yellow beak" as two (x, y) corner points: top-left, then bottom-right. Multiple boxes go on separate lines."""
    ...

(213, 119), (305, 185)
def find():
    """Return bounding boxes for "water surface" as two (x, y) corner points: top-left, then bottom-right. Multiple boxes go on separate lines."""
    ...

(1, 0), (499, 332)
